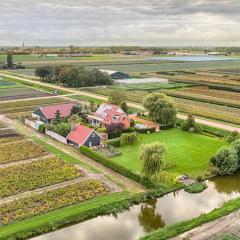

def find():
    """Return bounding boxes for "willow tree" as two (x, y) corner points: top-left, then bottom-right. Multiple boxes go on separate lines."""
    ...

(140, 142), (166, 181)
(143, 93), (177, 125)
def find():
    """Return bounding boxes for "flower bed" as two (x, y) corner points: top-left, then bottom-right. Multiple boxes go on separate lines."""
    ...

(0, 180), (110, 224)
(0, 157), (82, 198)
(0, 140), (49, 164)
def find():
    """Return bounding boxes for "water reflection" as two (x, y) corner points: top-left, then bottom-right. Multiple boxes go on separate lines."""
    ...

(138, 199), (165, 232)
(32, 173), (240, 240)
(210, 172), (240, 194)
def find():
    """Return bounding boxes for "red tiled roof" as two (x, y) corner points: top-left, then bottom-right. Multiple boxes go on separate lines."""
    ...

(67, 125), (94, 146)
(40, 103), (75, 120)
(93, 103), (128, 126)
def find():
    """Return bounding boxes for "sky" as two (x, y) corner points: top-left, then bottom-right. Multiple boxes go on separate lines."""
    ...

(1, 0), (240, 47)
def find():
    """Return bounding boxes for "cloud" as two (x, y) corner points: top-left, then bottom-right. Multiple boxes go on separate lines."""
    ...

(0, 0), (240, 46)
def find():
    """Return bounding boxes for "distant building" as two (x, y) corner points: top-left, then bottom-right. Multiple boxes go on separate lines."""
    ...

(67, 124), (101, 148)
(32, 103), (75, 123)
(91, 103), (130, 130)
(99, 69), (129, 79)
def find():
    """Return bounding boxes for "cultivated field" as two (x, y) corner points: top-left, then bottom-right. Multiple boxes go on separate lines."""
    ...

(84, 87), (240, 125)
(0, 127), (111, 226)
(0, 78), (53, 101)
(0, 97), (74, 118)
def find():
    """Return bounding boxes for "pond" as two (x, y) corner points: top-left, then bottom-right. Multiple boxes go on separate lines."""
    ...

(31, 173), (240, 240)
(148, 56), (238, 62)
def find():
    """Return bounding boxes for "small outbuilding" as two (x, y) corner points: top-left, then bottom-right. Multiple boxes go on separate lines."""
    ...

(32, 103), (75, 124)
(67, 124), (101, 148)
(99, 69), (129, 79)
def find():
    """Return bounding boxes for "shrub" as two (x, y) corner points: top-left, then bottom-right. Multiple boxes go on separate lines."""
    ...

(105, 138), (121, 148)
(212, 147), (238, 175)
(181, 114), (203, 134)
(232, 139), (240, 166)
(80, 146), (156, 188)
(136, 127), (156, 134)
(38, 124), (46, 133)
(184, 182), (208, 194)
(120, 132), (140, 145)
(46, 123), (71, 137)
(226, 131), (239, 143)
(160, 124), (174, 130)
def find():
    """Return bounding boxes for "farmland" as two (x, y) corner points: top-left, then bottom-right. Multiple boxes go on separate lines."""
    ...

(0, 126), (113, 233)
(0, 77), (53, 101)
(112, 128), (225, 178)
(0, 97), (74, 117)
(83, 86), (240, 125)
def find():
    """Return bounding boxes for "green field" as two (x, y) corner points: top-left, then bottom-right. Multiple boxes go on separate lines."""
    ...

(112, 129), (225, 177)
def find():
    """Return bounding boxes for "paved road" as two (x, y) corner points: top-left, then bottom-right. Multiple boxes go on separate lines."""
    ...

(1, 72), (239, 133)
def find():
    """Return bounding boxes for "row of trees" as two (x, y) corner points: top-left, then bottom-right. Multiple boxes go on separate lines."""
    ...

(35, 66), (113, 87)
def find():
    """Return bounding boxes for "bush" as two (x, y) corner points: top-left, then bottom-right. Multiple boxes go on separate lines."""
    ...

(184, 182), (208, 194)
(80, 146), (156, 188)
(232, 139), (240, 166)
(120, 132), (140, 145)
(212, 147), (238, 175)
(181, 114), (203, 134)
(105, 138), (121, 148)
(38, 124), (46, 133)
(46, 123), (71, 137)
(160, 124), (174, 130)
(226, 131), (239, 143)
(136, 127), (156, 134)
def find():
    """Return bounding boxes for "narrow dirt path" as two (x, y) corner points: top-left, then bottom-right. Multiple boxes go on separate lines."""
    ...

(172, 210), (240, 240)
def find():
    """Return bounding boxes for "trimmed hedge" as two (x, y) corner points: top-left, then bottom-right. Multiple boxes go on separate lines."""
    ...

(80, 146), (156, 188)
(160, 124), (174, 130)
(136, 127), (156, 134)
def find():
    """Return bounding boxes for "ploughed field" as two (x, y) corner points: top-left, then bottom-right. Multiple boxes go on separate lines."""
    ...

(0, 127), (111, 226)
(112, 128), (226, 178)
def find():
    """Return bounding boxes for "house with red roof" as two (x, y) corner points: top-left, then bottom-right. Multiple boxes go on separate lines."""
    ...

(91, 103), (130, 130)
(32, 103), (75, 123)
(67, 124), (101, 147)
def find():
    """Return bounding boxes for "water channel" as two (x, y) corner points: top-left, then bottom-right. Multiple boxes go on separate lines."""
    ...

(32, 173), (240, 240)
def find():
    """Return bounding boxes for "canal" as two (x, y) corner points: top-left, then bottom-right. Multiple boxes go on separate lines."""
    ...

(32, 173), (240, 240)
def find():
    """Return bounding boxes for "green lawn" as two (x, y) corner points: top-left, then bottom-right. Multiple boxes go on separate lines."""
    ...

(112, 129), (226, 177)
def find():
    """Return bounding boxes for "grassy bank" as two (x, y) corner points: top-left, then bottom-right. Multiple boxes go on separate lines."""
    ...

(140, 197), (240, 240)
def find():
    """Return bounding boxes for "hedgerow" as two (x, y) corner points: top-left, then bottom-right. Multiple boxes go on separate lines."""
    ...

(80, 146), (156, 188)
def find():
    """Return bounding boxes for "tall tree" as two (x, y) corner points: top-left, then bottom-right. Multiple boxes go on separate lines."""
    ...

(140, 142), (166, 181)
(143, 93), (177, 125)
(7, 51), (13, 68)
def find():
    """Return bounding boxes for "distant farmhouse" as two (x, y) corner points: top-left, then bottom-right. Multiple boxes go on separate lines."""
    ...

(91, 103), (130, 130)
(100, 69), (129, 79)
(67, 124), (101, 148)
(32, 103), (75, 123)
